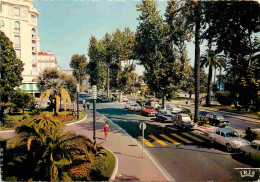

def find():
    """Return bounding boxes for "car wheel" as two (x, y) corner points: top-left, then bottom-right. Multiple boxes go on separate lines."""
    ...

(226, 143), (233, 152)
(210, 137), (215, 144)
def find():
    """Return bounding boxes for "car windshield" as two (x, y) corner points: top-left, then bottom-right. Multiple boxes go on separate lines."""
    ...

(216, 115), (225, 120)
(226, 132), (239, 138)
(182, 117), (191, 122)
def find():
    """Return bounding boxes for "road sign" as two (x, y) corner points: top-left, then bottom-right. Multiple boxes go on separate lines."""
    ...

(139, 122), (146, 130)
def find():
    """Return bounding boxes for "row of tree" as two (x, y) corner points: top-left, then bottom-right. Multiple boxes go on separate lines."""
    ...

(85, 0), (260, 119)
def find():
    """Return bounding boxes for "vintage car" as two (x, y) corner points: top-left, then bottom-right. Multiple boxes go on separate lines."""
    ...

(174, 113), (194, 130)
(129, 103), (142, 111)
(125, 102), (135, 109)
(155, 109), (175, 123)
(144, 101), (160, 110)
(240, 140), (260, 162)
(140, 108), (158, 117)
(206, 113), (229, 127)
(122, 96), (129, 102)
(166, 104), (182, 114)
(209, 128), (250, 152)
(180, 108), (192, 114)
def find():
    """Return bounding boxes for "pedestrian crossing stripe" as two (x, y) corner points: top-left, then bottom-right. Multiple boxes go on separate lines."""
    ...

(182, 133), (205, 142)
(160, 134), (181, 145)
(138, 136), (154, 147)
(192, 132), (210, 140)
(149, 135), (168, 146)
(171, 133), (193, 144)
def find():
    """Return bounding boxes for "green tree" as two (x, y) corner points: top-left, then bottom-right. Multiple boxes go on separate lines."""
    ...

(39, 79), (71, 115)
(70, 54), (88, 87)
(200, 49), (226, 106)
(204, 1), (260, 111)
(0, 31), (23, 122)
(60, 74), (77, 102)
(37, 68), (60, 93)
(11, 88), (35, 114)
(87, 36), (107, 90)
(135, 0), (189, 108)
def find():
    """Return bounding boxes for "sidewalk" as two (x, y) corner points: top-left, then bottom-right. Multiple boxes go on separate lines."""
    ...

(65, 109), (172, 181)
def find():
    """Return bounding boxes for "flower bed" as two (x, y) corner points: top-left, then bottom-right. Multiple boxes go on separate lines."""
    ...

(59, 108), (75, 112)
(53, 114), (75, 122)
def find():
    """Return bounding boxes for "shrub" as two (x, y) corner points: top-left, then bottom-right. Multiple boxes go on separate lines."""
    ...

(68, 162), (92, 181)
(215, 91), (232, 106)
(53, 114), (75, 122)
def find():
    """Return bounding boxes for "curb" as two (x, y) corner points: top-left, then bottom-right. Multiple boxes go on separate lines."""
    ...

(106, 147), (119, 182)
(103, 114), (175, 181)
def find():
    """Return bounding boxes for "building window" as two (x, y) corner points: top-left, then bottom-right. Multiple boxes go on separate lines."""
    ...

(15, 49), (21, 58)
(31, 28), (36, 39)
(14, 35), (20, 47)
(31, 14), (36, 22)
(14, 7), (20, 17)
(32, 40), (36, 51)
(14, 21), (20, 32)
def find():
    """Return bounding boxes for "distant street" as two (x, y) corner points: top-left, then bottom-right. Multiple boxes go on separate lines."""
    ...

(90, 101), (260, 181)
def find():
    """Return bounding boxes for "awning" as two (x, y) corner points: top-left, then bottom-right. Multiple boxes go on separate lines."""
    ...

(19, 83), (40, 93)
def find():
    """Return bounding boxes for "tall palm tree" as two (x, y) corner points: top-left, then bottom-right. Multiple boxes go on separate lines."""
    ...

(39, 79), (71, 115)
(7, 113), (95, 181)
(200, 49), (226, 106)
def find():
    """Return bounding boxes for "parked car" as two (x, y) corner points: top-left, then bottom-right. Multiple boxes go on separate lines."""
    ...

(125, 102), (135, 109)
(240, 140), (260, 162)
(129, 103), (142, 111)
(209, 128), (250, 152)
(141, 108), (158, 117)
(155, 109), (175, 123)
(100, 96), (110, 102)
(122, 96), (129, 102)
(174, 113), (194, 130)
(206, 113), (229, 127)
(199, 111), (210, 117)
(166, 104), (182, 114)
(180, 108), (191, 114)
(144, 101), (160, 110)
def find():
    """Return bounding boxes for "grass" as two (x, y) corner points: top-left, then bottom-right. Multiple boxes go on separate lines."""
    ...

(90, 149), (116, 181)
(0, 110), (86, 131)
(200, 105), (260, 119)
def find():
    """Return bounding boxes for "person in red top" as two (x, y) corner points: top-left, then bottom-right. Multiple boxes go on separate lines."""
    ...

(104, 121), (109, 141)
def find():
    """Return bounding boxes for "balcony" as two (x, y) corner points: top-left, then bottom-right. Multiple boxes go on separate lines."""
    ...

(32, 34), (36, 39)
(14, 28), (20, 34)
(14, 44), (21, 48)
(32, 47), (37, 52)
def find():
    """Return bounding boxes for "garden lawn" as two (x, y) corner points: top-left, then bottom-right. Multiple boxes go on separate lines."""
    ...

(0, 110), (86, 131)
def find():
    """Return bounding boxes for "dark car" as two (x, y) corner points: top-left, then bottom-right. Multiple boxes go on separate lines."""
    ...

(199, 111), (210, 117)
(155, 109), (175, 123)
(206, 113), (229, 127)
(174, 113), (194, 130)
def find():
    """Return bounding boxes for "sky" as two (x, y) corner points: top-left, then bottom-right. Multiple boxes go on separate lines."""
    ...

(34, 0), (199, 75)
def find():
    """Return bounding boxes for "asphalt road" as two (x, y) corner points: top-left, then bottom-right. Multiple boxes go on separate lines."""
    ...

(94, 102), (260, 181)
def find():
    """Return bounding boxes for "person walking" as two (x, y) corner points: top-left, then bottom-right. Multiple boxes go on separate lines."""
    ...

(104, 121), (110, 141)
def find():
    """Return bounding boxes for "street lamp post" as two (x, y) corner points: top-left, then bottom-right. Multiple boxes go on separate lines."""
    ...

(77, 84), (79, 120)
(92, 85), (97, 143)
(0, 47), (2, 128)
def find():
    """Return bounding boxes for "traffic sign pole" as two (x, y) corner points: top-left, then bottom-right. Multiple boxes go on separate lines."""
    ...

(142, 125), (144, 159)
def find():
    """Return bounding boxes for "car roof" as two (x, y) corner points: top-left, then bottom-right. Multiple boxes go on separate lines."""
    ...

(218, 128), (235, 133)
(252, 140), (260, 145)
(177, 113), (189, 117)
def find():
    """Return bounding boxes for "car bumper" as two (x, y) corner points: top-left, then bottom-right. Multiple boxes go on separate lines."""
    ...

(217, 122), (229, 127)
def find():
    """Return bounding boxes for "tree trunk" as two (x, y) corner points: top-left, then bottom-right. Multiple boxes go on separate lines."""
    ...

(219, 68), (222, 90)
(54, 99), (57, 116)
(206, 64), (213, 106)
(194, 6), (201, 123)
(107, 66), (110, 97)
(189, 93), (192, 99)
(162, 94), (166, 109)
(213, 67), (216, 84)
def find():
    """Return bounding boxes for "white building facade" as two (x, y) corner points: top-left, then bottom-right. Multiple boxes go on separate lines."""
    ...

(0, 0), (40, 82)
(0, 0), (59, 83)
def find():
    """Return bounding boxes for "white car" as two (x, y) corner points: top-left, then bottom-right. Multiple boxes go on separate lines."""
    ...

(166, 104), (182, 114)
(125, 102), (135, 109)
(122, 96), (129, 102)
(129, 103), (142, 111)
(174, 113), (194, 130)
(240, 140), (260, 162)
(209, 128), (250, 152)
